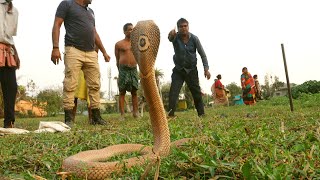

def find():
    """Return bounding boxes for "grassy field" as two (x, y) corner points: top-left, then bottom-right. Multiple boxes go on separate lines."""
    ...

(1, 93), (320, 179)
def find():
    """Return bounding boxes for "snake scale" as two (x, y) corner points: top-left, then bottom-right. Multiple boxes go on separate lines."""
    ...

(62, 20), (174, 179)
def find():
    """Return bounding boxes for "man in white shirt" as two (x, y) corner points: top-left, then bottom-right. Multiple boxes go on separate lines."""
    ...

(0, 0), (20, 128)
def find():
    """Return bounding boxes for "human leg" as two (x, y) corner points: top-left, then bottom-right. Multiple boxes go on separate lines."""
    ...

(119, 91), (126, 119)
(82, 50), (106, 125)
(72, 98), (78, 122)
(131, 89), (139, 118)
(88, 105), (92, 124)
(168, 69), (185, 117)
(0, 67), (17, 128)
(63, 47), (83, 126)
(185, 69), (205, 116)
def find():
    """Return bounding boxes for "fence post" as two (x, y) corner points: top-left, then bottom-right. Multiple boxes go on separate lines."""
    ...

(281, 44), (294, 112)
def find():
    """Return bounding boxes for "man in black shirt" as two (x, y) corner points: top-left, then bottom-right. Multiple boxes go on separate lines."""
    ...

(51, 0), (110, 126)
(168, 18), (211, 117)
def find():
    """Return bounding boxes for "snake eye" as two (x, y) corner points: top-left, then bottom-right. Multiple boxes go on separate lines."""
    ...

(138, 34), (150, 52)
(139, 38), (146, 47)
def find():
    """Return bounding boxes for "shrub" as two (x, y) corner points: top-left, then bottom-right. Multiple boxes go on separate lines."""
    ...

(291, 80), (320, 98)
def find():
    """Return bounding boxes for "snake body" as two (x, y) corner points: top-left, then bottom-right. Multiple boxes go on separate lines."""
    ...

(62, 20), (171, 179)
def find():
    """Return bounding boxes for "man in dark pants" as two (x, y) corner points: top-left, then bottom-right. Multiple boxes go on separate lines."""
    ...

(168, 18), (211, 117)
(0, 0), (20, 128)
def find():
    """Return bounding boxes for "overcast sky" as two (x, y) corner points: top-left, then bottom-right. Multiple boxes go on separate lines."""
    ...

(13, 0), (320, 96)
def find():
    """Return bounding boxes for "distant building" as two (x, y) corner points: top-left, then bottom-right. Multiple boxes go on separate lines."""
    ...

(274, 83), (296, 97)
(274, 87), (288, 97)
(15, 100), (47, 117)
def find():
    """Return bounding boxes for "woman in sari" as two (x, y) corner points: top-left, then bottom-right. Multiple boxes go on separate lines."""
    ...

(211, 74), (229, 106)
(241, 67), (256, 105)
(253, 74), (262, 101)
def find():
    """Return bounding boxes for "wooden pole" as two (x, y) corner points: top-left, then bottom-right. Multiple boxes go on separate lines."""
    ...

(281, 44), (294, 112)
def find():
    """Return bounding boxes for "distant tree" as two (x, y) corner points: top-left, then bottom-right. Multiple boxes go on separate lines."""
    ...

(261, 74), (272, 99)
(291, 80), (320, 98)
(155, 68), (164, 98)
(26, 79), (37, 98)
(25, 79), (38, 116)
(225, 82), (242, 98)
(37, 88), (63, 116)
(160, 82), (171, 110)
(155, 68), (164, 87)
(261, 74), (285, 99)
(16, 85), (27, 102)
(272, 76), (285, 92)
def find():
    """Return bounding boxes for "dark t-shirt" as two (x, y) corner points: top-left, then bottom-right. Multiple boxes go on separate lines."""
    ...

(55, 0), (95, 51)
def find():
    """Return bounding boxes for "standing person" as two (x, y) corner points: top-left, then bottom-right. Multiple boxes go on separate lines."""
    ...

(115, 23), (139, 120)
(241, 67), (256, 105)
(0, 0), (19, 128)
(253, 74), (262, 101)
(167, 18), (211, 117)
(51, 0), (110, 126)
(211, 74), (228, 106)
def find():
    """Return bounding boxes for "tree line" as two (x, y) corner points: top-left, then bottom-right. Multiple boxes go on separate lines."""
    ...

(1, 73), (319, 118)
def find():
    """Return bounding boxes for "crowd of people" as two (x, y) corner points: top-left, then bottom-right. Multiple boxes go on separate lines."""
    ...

(211, 67), (262, 107)
(1, 0), (263, 128)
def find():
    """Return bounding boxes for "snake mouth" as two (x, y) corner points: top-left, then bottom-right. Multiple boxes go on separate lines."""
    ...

(138, 34), (150, 52)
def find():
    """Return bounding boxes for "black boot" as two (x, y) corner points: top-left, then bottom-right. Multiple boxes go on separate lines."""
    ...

(64, 109), (74, 127)
(91, 108), (107, 125)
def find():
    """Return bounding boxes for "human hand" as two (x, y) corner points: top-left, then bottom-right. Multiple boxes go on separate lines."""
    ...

(168, 28), (176, 41)
(204, 69), (211, 80)
(103, 53), (111, 62)
(51, 48), (61, 65)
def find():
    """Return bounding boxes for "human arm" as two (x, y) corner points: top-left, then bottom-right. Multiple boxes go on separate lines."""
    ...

(114, 43), (120, 69)
(168, 29), (177, 42)
(95, 28), (110, 62)
(51, 17), (64, 65)
(194, 36), (211, 80)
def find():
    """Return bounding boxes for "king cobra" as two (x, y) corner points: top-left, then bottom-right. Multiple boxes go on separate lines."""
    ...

(62, 20), (173, 179)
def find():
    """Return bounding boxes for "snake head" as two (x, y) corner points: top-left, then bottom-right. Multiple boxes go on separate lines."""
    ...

(131, 20), (160, 75)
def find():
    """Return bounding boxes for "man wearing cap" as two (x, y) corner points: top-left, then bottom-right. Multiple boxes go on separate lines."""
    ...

(0, 0), (20, 128)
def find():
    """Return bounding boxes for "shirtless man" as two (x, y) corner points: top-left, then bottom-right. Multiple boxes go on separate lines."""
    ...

(115, 23), (139, 120)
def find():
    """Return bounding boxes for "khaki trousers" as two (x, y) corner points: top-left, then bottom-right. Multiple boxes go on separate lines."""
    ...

(63, 46), (101, 109)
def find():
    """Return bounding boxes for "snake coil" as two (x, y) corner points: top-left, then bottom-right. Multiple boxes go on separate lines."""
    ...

(62, 20), (171, 179)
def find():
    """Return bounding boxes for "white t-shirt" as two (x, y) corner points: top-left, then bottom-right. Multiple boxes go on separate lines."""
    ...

(0, 2), (18, 45)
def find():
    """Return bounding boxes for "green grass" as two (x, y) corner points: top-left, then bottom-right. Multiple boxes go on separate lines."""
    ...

(1, 93), (320, 179)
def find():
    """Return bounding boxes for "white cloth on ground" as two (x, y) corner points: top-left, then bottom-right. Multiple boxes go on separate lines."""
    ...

(0, 121), (71, 135)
